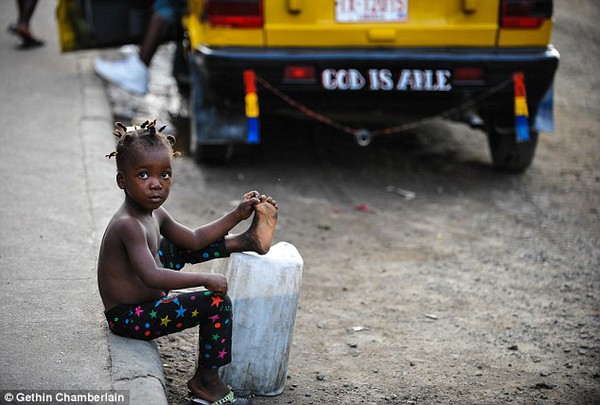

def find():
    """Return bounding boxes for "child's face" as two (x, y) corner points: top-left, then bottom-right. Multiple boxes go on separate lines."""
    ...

(117, 146), (173, 212)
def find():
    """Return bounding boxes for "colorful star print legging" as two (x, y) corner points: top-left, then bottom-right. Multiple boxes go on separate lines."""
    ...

(104, 237), (232, 369)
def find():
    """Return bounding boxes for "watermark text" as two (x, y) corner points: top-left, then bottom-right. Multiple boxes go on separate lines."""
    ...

(2, 390), (129, 404)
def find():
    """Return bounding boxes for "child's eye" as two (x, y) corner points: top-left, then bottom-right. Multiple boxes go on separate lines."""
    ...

(161, 172), (172, 180)
(138, 172), (149, 180)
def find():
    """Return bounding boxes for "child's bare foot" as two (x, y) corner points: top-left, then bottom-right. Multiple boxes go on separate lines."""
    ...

(242, 196), (278, 255)
(187, 372), (229, 403)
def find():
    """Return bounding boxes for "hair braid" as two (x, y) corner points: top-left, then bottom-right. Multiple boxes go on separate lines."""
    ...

(106, 120), (180, 170)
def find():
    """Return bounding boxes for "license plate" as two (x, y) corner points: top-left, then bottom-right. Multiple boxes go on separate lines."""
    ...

(335, 0), (408, 23)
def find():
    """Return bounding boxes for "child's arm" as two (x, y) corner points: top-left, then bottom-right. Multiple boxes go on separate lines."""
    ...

(118, 218), (228, 294)
(158, 191), (261, 250)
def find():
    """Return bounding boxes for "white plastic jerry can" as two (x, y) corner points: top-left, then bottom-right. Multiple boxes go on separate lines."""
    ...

(212, 242), (303, 397)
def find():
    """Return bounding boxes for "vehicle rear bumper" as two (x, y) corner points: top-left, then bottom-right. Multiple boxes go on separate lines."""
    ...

(190, 45), (559, 141)
(196, 44), (559, 64)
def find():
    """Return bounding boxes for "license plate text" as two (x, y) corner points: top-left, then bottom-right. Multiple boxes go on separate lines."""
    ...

(336, 0), (409, 23)
(322, 68), (452, 91)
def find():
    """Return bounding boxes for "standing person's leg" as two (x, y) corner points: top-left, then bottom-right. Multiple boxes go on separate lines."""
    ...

(139, 12), (169, 66)
(140, 0), (190, 67)
(8, 0), (44, 49)
(93, 0), (188, 95)
(17, 0), (37, 25)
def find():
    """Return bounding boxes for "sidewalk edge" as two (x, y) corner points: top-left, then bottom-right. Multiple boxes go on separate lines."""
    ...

(78, 54), (168, 405)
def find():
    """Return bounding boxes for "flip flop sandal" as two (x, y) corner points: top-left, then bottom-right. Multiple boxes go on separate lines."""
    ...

(189, 388), (252, 405)
(16, 38), (45, 50)
(8, 24), (45, 50)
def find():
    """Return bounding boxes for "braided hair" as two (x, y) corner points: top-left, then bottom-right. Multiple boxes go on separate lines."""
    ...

(106, 120), (180, 171)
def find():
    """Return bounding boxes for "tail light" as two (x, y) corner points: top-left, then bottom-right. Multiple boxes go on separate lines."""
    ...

(204, 0), (263, 28)
(283, 66), (316, 83)
(453, 67), (485, 85)
(501, 0), (553, 29)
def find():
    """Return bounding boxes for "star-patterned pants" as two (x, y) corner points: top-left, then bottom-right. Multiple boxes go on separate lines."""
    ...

(104, 237), (233, 369)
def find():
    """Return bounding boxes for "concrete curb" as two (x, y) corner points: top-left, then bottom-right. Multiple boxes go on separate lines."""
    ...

(78, 55), (168, 405)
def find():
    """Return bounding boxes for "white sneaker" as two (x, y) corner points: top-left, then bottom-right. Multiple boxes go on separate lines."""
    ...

(94, 53), (148, 95)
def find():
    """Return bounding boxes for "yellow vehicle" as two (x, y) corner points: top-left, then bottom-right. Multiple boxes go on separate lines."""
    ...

(58, 0), (559, 171)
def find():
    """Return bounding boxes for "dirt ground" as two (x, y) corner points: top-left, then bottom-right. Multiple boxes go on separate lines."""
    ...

(102, 1), (599, 404)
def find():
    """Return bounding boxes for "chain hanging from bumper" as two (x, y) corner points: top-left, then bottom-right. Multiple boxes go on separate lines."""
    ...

(254, 74), (514, 146)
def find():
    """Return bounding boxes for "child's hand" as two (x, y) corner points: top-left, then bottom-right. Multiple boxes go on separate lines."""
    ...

(204, 273), (228, 296)
(235, 190), (261, 220)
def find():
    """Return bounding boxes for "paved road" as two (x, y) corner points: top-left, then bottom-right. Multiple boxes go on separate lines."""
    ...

(0, 2), (166, 403)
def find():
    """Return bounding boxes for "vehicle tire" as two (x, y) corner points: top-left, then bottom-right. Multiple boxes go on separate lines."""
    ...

(189, 68), (232, 165)
(487, 126), (539, 172)
(189, 56), (243, 165)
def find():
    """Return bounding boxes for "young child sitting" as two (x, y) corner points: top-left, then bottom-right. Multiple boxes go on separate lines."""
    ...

(98, 120), (278, 405)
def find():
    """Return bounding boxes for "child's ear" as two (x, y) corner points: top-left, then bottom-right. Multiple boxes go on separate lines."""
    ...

(116, 172), (125, 189)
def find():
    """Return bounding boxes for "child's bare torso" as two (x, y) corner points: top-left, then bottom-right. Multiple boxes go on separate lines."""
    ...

(97, 205), (164, 311)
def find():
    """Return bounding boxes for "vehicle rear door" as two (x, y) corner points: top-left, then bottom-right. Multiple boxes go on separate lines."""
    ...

(263, 0), (500, 48)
